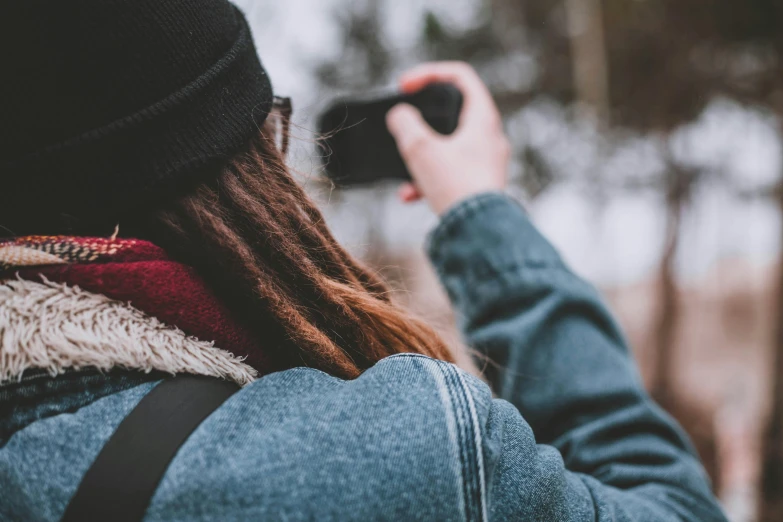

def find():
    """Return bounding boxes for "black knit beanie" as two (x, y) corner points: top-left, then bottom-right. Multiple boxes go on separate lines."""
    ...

(0, 0), (274, 235)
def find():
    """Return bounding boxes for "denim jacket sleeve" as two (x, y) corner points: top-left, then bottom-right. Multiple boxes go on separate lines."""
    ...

(427, 193), (728, 521)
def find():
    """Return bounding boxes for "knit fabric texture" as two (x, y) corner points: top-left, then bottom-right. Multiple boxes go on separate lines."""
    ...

(0, 0), (274, 235)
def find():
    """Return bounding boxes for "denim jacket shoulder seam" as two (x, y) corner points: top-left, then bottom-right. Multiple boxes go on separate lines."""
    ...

(382, 353), (436, 362)
(432, 359), (489, 522)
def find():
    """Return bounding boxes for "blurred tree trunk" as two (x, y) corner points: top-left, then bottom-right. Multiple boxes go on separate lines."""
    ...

(489, 0), (526, 31)
(650, 161), (723, 487)
(651, 165), (685, 407)
(760, 178), (783, 521)
(564, 0), (610, 125)
(565, 0), (612, 268)
(651, 157), (698, 407)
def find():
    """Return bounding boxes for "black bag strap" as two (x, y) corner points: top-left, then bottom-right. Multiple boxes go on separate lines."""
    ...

(61, 375), (240, 522)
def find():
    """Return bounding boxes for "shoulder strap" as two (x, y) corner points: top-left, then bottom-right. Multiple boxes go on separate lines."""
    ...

(61, 375), (240, 522)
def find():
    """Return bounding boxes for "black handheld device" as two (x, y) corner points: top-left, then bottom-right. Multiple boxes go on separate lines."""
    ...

(318, 83), (463, 186)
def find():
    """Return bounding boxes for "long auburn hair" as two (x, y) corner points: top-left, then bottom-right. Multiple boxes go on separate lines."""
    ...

(122, 119), (456, 379)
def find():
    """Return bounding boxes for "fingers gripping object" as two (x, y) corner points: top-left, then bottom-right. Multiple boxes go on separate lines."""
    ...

(318, 84), (463, 186)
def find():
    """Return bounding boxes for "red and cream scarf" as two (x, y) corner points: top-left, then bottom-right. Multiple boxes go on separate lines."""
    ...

(0, 236), (271, 385)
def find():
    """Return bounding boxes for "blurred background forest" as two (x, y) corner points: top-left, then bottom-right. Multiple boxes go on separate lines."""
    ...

(235, 0), (783, 519)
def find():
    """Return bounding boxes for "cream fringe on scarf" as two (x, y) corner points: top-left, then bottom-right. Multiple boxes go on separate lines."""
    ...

(0, 278), (257, 386)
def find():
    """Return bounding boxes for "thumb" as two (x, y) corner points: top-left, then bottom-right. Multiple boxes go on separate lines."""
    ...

(386, 103), (438, 159)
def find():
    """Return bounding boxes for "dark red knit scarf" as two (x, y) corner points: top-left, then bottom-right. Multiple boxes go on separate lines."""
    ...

(0, 236), (271, 373)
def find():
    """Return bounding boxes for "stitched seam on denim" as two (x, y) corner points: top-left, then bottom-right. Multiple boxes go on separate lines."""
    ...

(382, 353), (435, 361)
(442, 365), (474, 521)
(454, 369), (488, 521)
(421, 358), (467, 521)
(441, 362), (486, 522)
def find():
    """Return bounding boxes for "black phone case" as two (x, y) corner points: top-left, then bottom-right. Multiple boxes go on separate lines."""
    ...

(318, 83), (463, 186)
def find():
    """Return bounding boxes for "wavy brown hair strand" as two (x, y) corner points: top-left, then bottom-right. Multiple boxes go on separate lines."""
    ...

(125, 121), (455, 378)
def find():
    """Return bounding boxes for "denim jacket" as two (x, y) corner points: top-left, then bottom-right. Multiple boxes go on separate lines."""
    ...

(0, 193), (727, 521)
